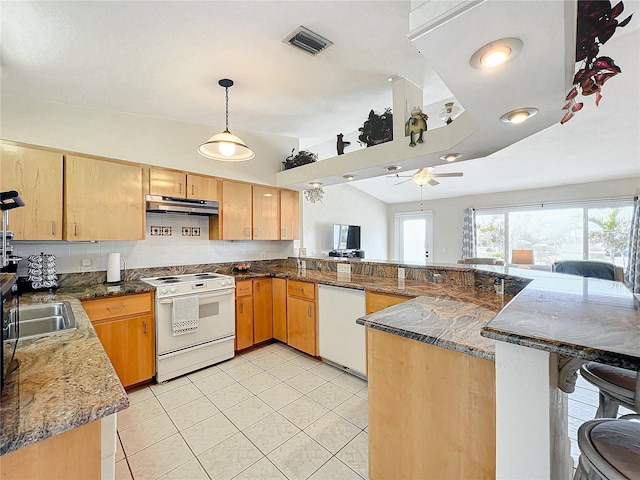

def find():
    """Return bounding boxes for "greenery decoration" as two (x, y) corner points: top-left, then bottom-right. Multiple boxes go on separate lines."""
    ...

(282, 149), (318, 170)
(358, 108), (393, 147)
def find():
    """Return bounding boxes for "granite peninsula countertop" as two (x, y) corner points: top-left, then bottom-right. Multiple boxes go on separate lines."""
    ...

(0, 281), (154, 456)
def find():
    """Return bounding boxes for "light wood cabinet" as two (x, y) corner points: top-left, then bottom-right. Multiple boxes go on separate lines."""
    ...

(64, 156), (144, 241)
(149, 168), (217, 201)
(366, 291), (412, 314)
(214, 180), (253, 240)
(83, 292), (155, 388)
(235, 280), (254, 350)
(272, 278), (287, 342)
(280, 189), (300, 240)
(0, 144), (63, 240)
(252, 185), (280, 240)
(287, 280), (317, 356)
(253, 278), (273, 343)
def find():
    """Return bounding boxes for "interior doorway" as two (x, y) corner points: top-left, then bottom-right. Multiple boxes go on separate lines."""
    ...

(395, 211), (434, 264)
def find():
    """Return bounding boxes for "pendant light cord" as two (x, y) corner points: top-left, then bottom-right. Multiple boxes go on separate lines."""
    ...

(225, 87), (230, 131)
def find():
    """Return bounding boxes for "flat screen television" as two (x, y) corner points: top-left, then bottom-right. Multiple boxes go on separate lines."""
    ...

(333, 224), (361, 250)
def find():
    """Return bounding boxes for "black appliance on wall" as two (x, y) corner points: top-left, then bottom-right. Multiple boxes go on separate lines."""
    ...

(1, 273), (19, 393)
(1, 190), (25, 393)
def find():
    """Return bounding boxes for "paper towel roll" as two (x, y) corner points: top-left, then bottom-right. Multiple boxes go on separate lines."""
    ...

(107, 252), (121, 283)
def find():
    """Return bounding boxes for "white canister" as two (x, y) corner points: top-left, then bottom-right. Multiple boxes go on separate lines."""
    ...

(107, 252), (121, 283)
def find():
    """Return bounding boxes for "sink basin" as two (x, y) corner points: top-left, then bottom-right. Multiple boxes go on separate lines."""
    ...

(5, 302), (77, 340)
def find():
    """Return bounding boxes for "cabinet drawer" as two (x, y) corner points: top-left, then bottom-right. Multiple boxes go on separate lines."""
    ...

(288, 280), (315, 300)
(236, 280), (253, 297)
(83, 292), (152, 322)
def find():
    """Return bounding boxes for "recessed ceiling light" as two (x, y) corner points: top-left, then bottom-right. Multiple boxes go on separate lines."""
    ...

(309, 181), (323, 188)
(386, 165), (402, 172)
(470, 38), (523, 69)
(440, 153), (462, 162)
(500, 108), (539, 124)
(343, 175), (355, 181)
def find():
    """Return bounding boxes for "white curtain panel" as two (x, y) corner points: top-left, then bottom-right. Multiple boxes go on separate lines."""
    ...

(461, 207), (477, 259)
(624, 196), (640, 294)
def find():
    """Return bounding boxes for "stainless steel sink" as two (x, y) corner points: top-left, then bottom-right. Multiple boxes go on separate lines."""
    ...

(5, 302), (77, 340)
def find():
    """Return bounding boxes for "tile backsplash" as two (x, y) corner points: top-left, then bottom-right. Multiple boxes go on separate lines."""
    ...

(13, 213), (293, 275)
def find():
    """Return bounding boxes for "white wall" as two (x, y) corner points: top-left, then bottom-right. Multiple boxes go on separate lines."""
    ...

(0, 95), (297, 186)
(13, 213), (293, 275)
(387, 177), (640, 263)
(302, 183), (388, 259)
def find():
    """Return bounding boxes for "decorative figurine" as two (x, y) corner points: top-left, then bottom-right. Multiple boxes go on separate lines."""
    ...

(336, 133), (351, 155)
(405, 107), (429, 147)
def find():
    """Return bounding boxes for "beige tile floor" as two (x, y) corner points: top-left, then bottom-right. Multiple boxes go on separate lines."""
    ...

(115, 340), (631, 479)
(115, 342), (368, 480)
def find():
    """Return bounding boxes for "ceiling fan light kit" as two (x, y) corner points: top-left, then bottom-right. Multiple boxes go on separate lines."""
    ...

(198, 79), (255, 162)
(470, 37), (523, 69)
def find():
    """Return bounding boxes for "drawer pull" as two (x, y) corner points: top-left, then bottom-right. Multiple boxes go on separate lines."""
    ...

(179, 182), (183, 194)
(307, 306), (311, 317)
(143, 321), (147, 334)
(295, 287), (303, 291)
(107, 305), (125, 311)
(51, 221), (56, 236)
(191, 184), (195, 196)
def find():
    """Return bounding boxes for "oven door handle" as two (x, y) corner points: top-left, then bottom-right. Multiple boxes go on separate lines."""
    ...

(158, 289), (235, 304)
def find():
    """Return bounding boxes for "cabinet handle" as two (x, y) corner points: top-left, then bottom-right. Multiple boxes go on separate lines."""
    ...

(143, 321), (147, 334)
(256, 282), (260, 292)
(107, 305), (125, 311)
(295, 287), (303, 292)
(74, 223), (78, 236)
(51, 221), (56, 236)
(191, 184), (195, 196)
(307, 306), (311, 317)
(282, 228), (286, 237)
(244, 227), (251, 237)
(240, 303), (244, 314)
(239, 287), (249, 291)
(254, 228), (259, 237)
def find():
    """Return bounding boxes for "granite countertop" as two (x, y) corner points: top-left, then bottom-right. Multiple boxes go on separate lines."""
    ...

(0, 281), (154, 456)
(481, 272), (640, 370)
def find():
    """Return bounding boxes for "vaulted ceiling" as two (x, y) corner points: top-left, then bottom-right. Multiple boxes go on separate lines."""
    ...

(1, 1), (638, 204)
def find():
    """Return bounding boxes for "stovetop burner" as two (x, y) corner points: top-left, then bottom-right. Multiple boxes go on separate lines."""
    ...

(162, 279), (181, 283)
(157, 276), (179, 281)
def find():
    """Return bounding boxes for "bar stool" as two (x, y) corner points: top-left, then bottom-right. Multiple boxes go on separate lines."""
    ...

(573, 415), (640, 479)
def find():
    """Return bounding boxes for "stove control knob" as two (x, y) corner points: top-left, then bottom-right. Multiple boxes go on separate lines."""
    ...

(169, 286), (177, 293)
(159, 287), (168, 294)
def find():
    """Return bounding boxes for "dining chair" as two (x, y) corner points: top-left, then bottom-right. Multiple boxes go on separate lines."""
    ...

(552, 259), (637, 418)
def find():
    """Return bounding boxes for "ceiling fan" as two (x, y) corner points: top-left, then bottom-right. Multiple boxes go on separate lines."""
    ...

(392, 167), (463, 186)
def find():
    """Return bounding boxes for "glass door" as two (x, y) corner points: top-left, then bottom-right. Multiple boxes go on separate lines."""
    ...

(396, 212), (433, 264)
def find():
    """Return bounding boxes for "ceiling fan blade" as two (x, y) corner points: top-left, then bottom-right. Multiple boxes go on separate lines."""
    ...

(427, 179), (439, 186)
(432, 172), (463, 177)
(394, 178), (413, 186)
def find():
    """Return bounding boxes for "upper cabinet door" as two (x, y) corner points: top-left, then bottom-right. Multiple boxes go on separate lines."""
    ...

(149, 168), (186, 197)
(252, 186), (280, 240)
(280, 189), (300, 240)
(64, 156), (144, 241)
(220, 180), (252, 240)
(187, 173), (217, 201)
(0, 144), (63, 240)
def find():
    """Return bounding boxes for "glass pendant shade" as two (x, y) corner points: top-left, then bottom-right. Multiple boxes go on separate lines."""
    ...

(198, 130), (255, 161)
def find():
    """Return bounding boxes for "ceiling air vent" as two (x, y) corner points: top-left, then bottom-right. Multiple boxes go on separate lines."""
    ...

(283, 26), (333, 56)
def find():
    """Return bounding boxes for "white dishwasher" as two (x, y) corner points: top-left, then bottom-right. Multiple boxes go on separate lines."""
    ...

(318, 284), (367, 377)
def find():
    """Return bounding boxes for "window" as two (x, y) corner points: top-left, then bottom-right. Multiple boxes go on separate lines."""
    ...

(475, 202), (633, 268)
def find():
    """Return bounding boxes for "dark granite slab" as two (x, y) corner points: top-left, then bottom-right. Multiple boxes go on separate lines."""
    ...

(0, 282), (153, 455)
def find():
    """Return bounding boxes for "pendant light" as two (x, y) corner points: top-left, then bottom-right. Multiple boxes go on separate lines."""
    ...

(198, 79), (255, 161)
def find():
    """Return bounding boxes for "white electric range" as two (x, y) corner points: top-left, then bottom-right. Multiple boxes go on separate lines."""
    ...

(142, 273), (236, 382)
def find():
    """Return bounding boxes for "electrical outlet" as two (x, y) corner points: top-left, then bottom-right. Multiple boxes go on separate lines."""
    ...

(192, 227), (201, 236)
(181, 227), (192, 236)
(261, 252), (266, 260)
(337, 263), (351, 274)
(150, 226), (161, 236)
(162, 226), (172, 236)
(81, 258), (91, 272)
(398, 267), (405, 279)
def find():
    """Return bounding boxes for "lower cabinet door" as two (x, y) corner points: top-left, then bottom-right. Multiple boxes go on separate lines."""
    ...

(272, 278), (287, 342)
(93, 315), (154, 388)
(253, 279), (273, 344)
(287, 296), (316, 356)
(235, 296), (254, 350)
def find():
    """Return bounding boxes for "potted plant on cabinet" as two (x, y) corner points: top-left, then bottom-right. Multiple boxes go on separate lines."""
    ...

(282, 149), (318, 170)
